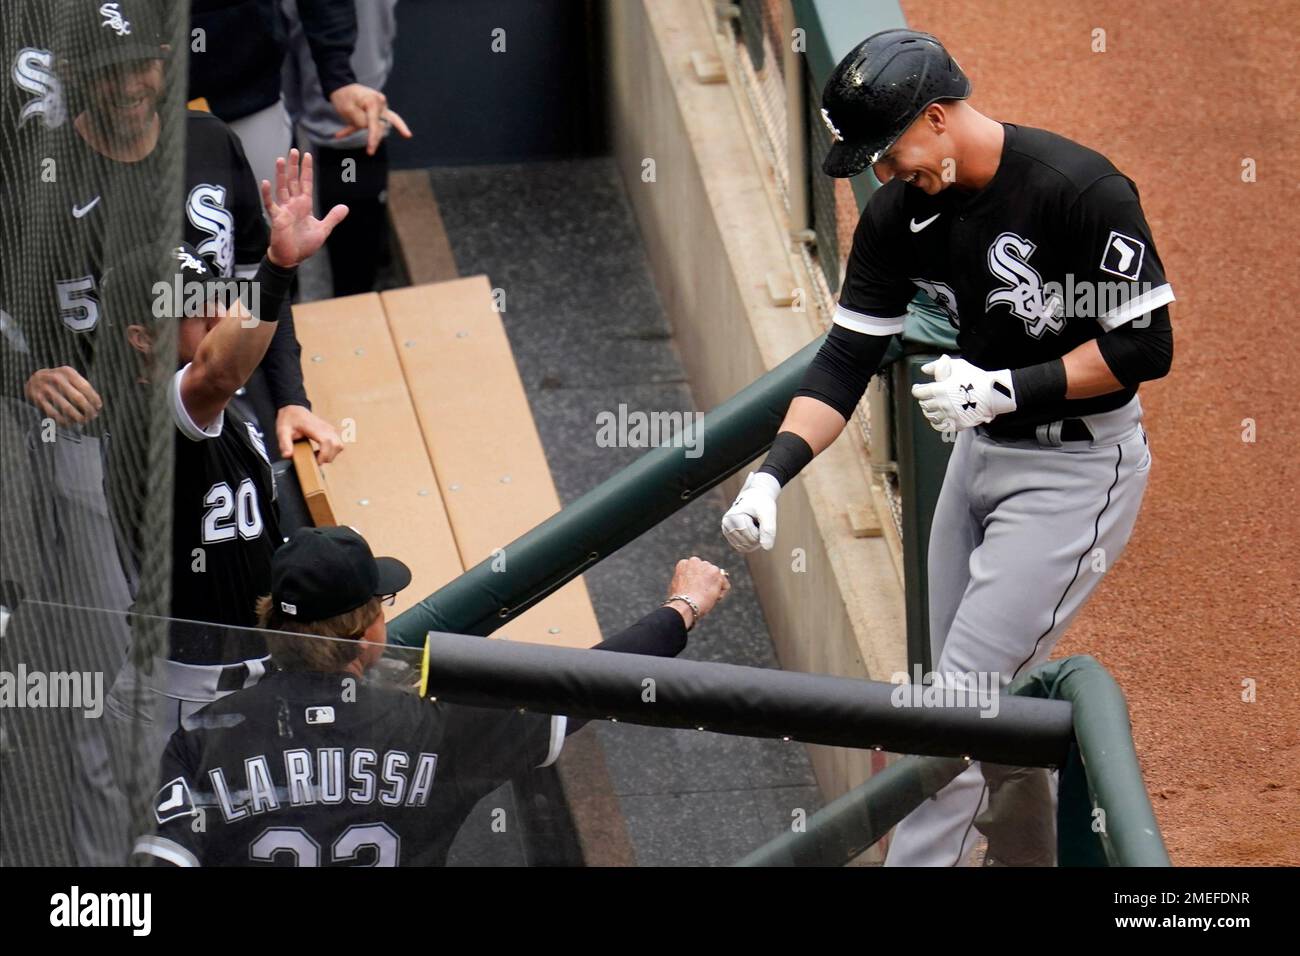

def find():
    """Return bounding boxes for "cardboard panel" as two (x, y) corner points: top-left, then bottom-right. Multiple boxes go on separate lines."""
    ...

(382, 280), (603, 649)
(292, 293), (463, 619)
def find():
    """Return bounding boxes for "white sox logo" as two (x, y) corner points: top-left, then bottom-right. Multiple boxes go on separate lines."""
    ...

(99, 3), (133, 37)
(985, 232), (1065, 338)
(173, 246), (207, 275)
(912, 277), (961, 329)
(11, 48), (66, 130)
(819, 108), (843, 143)
(186, 184), (235, 276)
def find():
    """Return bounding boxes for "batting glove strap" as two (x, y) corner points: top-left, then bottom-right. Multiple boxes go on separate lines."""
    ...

(911, 355), (1017, 433)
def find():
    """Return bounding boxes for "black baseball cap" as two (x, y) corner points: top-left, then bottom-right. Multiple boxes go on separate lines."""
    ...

(820, 30), (970, 178)
(102, 241), (215, 325)
(67, 0), (170, 73)
(272, 527), (412, 623)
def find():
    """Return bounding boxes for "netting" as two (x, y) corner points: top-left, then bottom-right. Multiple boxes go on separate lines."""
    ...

(1, 0), (191, 863)
(3, 602), (923, 867)
(721, 1), (904, 539)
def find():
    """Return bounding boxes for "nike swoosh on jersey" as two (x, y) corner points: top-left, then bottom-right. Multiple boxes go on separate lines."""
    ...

(909, 213), (941, 233)
(72, 196), (101, 218)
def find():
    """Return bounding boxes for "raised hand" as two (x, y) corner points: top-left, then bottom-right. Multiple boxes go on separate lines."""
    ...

(260, 149), (349, 270)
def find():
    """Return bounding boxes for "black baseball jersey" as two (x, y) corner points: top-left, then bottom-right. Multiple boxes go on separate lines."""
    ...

(135, 670), (565, 867)
(1, 107), (268, 377)
(838, 123), (1174, 427)
(165, 366), (281, 663)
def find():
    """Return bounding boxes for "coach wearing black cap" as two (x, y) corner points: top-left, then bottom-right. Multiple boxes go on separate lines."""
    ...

(256, 525), (412, 675)
(135, 527), (731, 866)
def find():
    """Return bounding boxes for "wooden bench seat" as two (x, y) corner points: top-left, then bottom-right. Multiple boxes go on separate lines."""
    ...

(292, 278), (601, 648)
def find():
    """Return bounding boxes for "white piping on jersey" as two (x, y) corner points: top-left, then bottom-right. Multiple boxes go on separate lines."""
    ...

(134, 835), (200, 867)
(832, 304), (906, 337)
(538, 715), (567, 768)
(1098, 282), (1175, 332)
(172, 364), (225, 441)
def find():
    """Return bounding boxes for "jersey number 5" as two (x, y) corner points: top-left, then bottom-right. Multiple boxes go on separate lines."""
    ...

(55, 276), (100, 332)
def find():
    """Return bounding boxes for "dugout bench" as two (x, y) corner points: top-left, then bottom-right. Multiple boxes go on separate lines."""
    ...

(287, 275), (602, 650)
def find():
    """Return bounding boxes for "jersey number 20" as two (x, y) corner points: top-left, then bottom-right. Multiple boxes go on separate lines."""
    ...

(201, 479), (263, 543)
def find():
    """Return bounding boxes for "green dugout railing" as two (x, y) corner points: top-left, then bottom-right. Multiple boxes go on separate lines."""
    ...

(388, 336), (825, 646)
(736, 655), (1171, 867)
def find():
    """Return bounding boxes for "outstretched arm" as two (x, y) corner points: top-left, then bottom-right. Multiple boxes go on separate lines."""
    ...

(180, 150), (348, 430)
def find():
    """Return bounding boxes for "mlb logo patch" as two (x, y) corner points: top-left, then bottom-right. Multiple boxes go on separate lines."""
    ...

(154, 776), (196, 824)
(306, 706), (335, 725)
(1100, 231), (1145, 280)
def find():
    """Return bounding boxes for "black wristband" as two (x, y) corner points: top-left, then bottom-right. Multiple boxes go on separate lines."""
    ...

(1010, 359), (1067, 411)
(758, 431), (815, 487)
(245, 257), (297, 324)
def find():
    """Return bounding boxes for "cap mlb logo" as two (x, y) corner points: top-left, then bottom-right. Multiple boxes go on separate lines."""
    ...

(280, 601), (297, 616)
(100, 3), (132, 37)
(819, 108), (843, 143)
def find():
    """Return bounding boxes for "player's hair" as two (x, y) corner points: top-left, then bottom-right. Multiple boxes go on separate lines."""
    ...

(254, 595), (382, 671)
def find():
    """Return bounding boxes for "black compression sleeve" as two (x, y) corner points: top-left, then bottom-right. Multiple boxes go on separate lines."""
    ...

(247, 257), (295, 324)
(759, 431), (814, 486)
(1095, 305), (1174, 388)
(260, 297), (311, 410)
(592, 606), (689, 658)
(563, 606), (688, 736)
(792, 324), (893, 421)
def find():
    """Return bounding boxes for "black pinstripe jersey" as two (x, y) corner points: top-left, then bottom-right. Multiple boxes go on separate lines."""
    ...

(837, 123), (1174, 427)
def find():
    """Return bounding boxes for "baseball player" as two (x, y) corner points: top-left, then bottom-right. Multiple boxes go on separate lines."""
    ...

(721, 30), (1173, 866)
(133, 527), (731, 866)
(101, 149), (345, 760)
(6, 0), (342, 463)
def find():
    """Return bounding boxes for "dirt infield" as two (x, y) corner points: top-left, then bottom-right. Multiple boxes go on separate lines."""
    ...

(898, 0), (1299, 865)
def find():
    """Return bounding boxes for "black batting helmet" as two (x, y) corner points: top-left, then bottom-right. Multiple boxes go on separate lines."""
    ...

(819, 30), (970, 179)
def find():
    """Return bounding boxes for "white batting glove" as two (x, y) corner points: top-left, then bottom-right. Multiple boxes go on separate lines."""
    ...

(911, 355), (1017, 433)
(721, 471), (781, 553)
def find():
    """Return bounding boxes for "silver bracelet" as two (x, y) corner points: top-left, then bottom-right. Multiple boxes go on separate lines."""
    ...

(663, 594), (700, 630)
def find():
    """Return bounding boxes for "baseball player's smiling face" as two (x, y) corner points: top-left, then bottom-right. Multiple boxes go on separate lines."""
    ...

(872, 103), (955, 195)
(84, 58), (164, 142)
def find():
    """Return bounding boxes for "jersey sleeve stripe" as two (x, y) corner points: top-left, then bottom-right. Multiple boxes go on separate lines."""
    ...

(133, 835), (200, 867)
(537, 715), (567, 768)
(1098, 283), (1175, 331)
(832, 304), (906, 336)
(171, 365), (225, 441)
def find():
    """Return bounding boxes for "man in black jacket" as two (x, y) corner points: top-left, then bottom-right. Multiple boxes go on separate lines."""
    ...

(189, 0), (407, 188)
